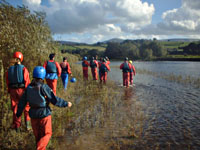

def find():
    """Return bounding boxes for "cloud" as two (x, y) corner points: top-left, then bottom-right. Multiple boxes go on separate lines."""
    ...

(130, 0), (200, 40)
(22, 0), (154, 34)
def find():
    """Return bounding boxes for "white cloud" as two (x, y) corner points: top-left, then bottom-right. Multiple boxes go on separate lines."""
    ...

(22, 0), (154, 36)
(22, 0), (41, 5)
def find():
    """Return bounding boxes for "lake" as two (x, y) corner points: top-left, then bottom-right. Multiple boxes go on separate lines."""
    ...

(58, 61), (200, 150)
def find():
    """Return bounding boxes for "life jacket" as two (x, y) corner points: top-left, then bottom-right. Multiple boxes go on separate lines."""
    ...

(122, 62), (130, 73)
(90, 60), (97, 68)
(8, 64), (25, 88)
(82, 61), (88, 67)
(46, 61), (57, 73)
(100, 63), (108, 73)
(60, 62), (68, 74)
(27, 83), (47, 108)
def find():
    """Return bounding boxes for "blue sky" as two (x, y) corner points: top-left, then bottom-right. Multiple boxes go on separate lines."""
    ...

(5, 0), (200, 44)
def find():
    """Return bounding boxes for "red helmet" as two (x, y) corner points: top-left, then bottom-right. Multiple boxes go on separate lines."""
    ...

(13, 51), (23, 62)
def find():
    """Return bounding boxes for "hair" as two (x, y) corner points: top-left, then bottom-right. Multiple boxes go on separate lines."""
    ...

(63, 57), (67, 61)
(49, 53), (55, 60)
(30, 78), (44, 86)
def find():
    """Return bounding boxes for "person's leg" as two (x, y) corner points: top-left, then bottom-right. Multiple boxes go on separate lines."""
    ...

(104, 72), (107, 84)
(10, 89), (24, 130)
(94, 68), (98, 80)
(123, 73), (125, 86)
(37, 115), (52, 150)
(46, 79), (57, 95)
(64, 74), (69, 89)
(130, 72), (133, 85)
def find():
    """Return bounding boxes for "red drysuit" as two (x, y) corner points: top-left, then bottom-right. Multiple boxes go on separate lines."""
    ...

(120, 61), (132, 87)
(82, 60), (89, 80)
(6, 65), (30, 129)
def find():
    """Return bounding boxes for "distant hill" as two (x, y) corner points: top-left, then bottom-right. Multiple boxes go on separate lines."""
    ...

(57, 40), (87, 45)
(57, 38), (200, 46)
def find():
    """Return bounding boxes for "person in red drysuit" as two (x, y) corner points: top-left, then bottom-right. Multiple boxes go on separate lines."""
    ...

(120, 57), (132, 87)
(105, 56), (110, 65)
(129, 60), (136, 85)
(6, 51), (31, 132)
(60, 57), (72, 90)
(16, 66), (72, 150)
(89, 57), (98, 80)
(43, 53), (61, 95)
(82, 56), (89, 80)
(99, 58), (110, 84)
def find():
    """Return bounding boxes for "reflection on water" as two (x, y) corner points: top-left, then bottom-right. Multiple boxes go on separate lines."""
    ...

(57, 61), (200, 150)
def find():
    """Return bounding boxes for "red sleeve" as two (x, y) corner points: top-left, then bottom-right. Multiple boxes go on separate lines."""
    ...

(55, 62), (62, 77)
(107, 61), (110, 65)
(43, 61), (47, 69)
(95, 60), (98, 68)
(120, 63), (124, 69)
(86, 61), (89, 66)
(128, 63), (132, 69)
(67, 63), (72, 74)
(106, 64), (110, 71)
(23, 67), (30, 88)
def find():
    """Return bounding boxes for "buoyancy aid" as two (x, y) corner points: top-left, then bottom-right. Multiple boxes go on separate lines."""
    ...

(8, 64), (25, 88)
(90, 60), (97, 68)
(46, 61), (57, 73)
(100, 63), (108, 73)
(60, 62), (68, 74)
(82, 61), (88, 67)
(122, 62), (130, 73)
(27, 83), (47, 108)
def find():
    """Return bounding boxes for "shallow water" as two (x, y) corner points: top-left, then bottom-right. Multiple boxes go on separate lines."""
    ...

(58, 61), (200, 150)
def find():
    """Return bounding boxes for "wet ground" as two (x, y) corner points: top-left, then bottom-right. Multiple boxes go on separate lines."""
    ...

(56, 61), (200, 150)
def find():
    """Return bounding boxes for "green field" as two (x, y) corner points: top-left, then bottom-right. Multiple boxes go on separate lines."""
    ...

(160, 41), (190, 50)
(59, 44), (106, 51)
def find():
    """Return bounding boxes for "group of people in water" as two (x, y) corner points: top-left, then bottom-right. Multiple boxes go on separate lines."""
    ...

(5, 51), (136, 150)
(82, 56), (136, 87)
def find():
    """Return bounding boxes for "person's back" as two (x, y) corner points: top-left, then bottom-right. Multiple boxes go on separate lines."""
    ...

(17, 66), (72, 150)
(82, 56), (89, 80)
(43, 53), (61, 95)
(60, 57), (72, 90)
(6, 51), (31, 131)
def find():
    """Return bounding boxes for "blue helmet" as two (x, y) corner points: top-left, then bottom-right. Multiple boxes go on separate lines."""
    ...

(70, 77), (76, 83)
(33, 66), (46, 80)
(83, 56), (87, 60)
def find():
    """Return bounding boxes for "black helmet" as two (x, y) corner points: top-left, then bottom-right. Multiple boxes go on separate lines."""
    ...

(124, 57), (128, 61)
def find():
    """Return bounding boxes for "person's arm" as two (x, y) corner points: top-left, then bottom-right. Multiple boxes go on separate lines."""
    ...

(120, 63), (124, 69)
(95, 60), (98, 68)
(55, 62), (62, 77)
(67, 63), (72, 74)
(106, 64), (111, 71)
(43, 61), (47, 69)
(23, 67), (30, 88)
(43, 84), (72, 107)
(86, 61), (90, 66)
(16, 90), (28, 118)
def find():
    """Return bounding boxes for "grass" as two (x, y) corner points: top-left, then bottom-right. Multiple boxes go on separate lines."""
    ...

(135, 68), (200, 88)
(59, 44), (106, 51)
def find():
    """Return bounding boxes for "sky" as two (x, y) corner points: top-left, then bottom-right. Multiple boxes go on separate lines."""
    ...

(5, 0), (200, 44)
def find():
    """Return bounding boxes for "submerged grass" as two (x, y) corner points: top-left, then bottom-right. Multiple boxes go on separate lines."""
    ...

(135, 68), (200, 88)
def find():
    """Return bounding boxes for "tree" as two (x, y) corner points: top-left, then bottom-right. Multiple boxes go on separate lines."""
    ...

(0, 1), (57, 71)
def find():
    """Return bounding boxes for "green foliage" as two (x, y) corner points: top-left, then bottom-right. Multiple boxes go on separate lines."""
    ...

(0, 1), (57, 71)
